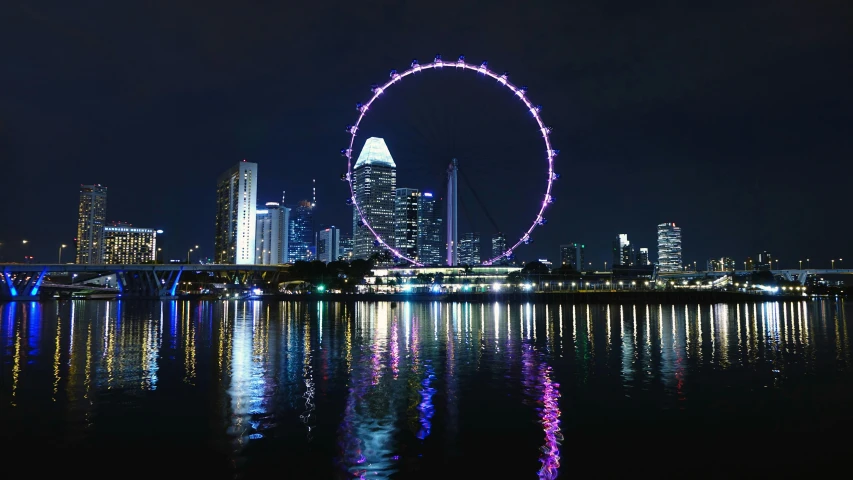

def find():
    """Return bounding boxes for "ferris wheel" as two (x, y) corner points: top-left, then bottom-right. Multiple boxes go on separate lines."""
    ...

(342, 55), (558, 266)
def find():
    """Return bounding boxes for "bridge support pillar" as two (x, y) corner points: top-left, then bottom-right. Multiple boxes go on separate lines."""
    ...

(1, 268), (47, 301)
(117, 267), (184, 298)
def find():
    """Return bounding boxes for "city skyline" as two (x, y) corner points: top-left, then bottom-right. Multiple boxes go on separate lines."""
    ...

(1, 3), (851, 267)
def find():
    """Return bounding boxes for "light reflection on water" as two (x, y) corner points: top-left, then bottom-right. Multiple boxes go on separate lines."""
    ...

(0, 298), (850, 477)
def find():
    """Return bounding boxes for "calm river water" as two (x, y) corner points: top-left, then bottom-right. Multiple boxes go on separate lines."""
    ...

(1, 299), (851, 478)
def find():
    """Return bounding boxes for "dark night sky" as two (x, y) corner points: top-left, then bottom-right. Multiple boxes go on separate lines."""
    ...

(1, 1), (851, 268)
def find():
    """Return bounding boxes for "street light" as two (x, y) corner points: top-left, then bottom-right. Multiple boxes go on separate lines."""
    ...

(58, 244), (67, 263)
(799, 260), (802, 270)
(187, 245), (198, 264)
(807, 258), (810, 269)
(832, 259), (835, 269)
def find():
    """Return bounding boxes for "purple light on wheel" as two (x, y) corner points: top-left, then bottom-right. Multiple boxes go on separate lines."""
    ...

(344, 57), (557, 266)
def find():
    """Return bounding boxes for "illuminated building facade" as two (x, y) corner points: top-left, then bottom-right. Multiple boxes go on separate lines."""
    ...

(707, 257), (736, 272)
(215, 161), (258, 264)
(76, 184), (108, 264)
(339, 233), (353, 261)
(560, 243), (585, 271)
(491, 232), (508, 265)
(103, 223), (157, 264)
(417, 192), (443, 266)
(395, 188), (420, 260)
(255, 202), (289, 265)
(316, 227), (340, 264)
(637, 247), (650, 266)
(612, 233), (633, 267)
(288, 200), (315, 262)
(352, 137), (397, 261)
(657, 222), (683, 273)
(458, 232), (480, 266)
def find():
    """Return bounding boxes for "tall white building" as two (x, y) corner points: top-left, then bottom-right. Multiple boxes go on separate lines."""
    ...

(103, 223), (157, 264)
(316, 227), (341, 264)
(255, 202), (289, 265)
(657, 222), (683, 272)
(352, 137), (396, 261)
(76, 184), (108, 264)
(215, 161), (258, 265)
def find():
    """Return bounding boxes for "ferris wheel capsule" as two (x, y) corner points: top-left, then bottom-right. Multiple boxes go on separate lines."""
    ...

(411, 59), (419, 68)
(346, 125), (358, 134)
(340, 148), (352, 157)
(498, 72), (508, 84)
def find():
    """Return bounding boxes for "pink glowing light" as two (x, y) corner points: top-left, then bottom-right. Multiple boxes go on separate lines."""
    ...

(344, 57), (557, 265)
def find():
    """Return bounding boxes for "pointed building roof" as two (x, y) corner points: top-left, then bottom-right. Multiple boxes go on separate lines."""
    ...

(354, 137), (396, 169)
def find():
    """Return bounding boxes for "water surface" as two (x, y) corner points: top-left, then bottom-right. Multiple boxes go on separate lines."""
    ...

(1, 299), (850, 478)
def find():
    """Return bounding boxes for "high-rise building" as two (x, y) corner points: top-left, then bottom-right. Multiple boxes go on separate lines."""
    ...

(316, 227), (341, 264)
(255, 202), (289, 265)
(339, 233), (353, 261)
(103, 223), (157, 264)
(288, 200), (315, 262)
(707, 257), (735, 272)
(352, 137), (397, 261)
(458, 232), (480, 266)
(637, 247), (650, 266)
(215, 161), (258, 265)
(757, 251), (773, 271)
(492, 232), (508, 264)
(446, 159), (459, 266)
(76, 184), (108, 264)
(612, 234), (633, 267)
(657, 223), (682, 273)
(560, 243), (585, 271)
(395, 188), (420, 260)
(417, 192), (443, 266)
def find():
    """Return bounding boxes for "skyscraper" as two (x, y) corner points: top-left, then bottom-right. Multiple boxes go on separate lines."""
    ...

(103, 223), (157, 264)
(612, 234), (633, 267)
(288, 200), (314, 262)
(446, 159), (459, 266)
(395, 188), (420, 260)
(215, 161), (258, 265)
(560, 243), (585, 271)
(417, 192), (443, 266)
(339, 233), (353, 262)
(657, 223), (683, 273)
(255, 202), (289, 265)
(76, 184), (108, 264)
(492, 232), (507, 264)
(636, 247), (650, 266)
(352, 137), (397, 261)
(316, 227), (341, 264)
(458, 232), (480, 266)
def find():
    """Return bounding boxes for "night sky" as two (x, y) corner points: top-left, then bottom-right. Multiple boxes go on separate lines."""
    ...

(1, 1), (851, 268)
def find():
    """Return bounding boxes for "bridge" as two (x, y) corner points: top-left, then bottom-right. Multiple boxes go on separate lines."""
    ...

(0, 264), (288, 300)
(657, 269), (853, 285)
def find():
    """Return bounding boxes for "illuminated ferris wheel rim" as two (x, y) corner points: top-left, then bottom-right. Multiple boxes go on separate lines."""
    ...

(343, 55), (558, 266)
